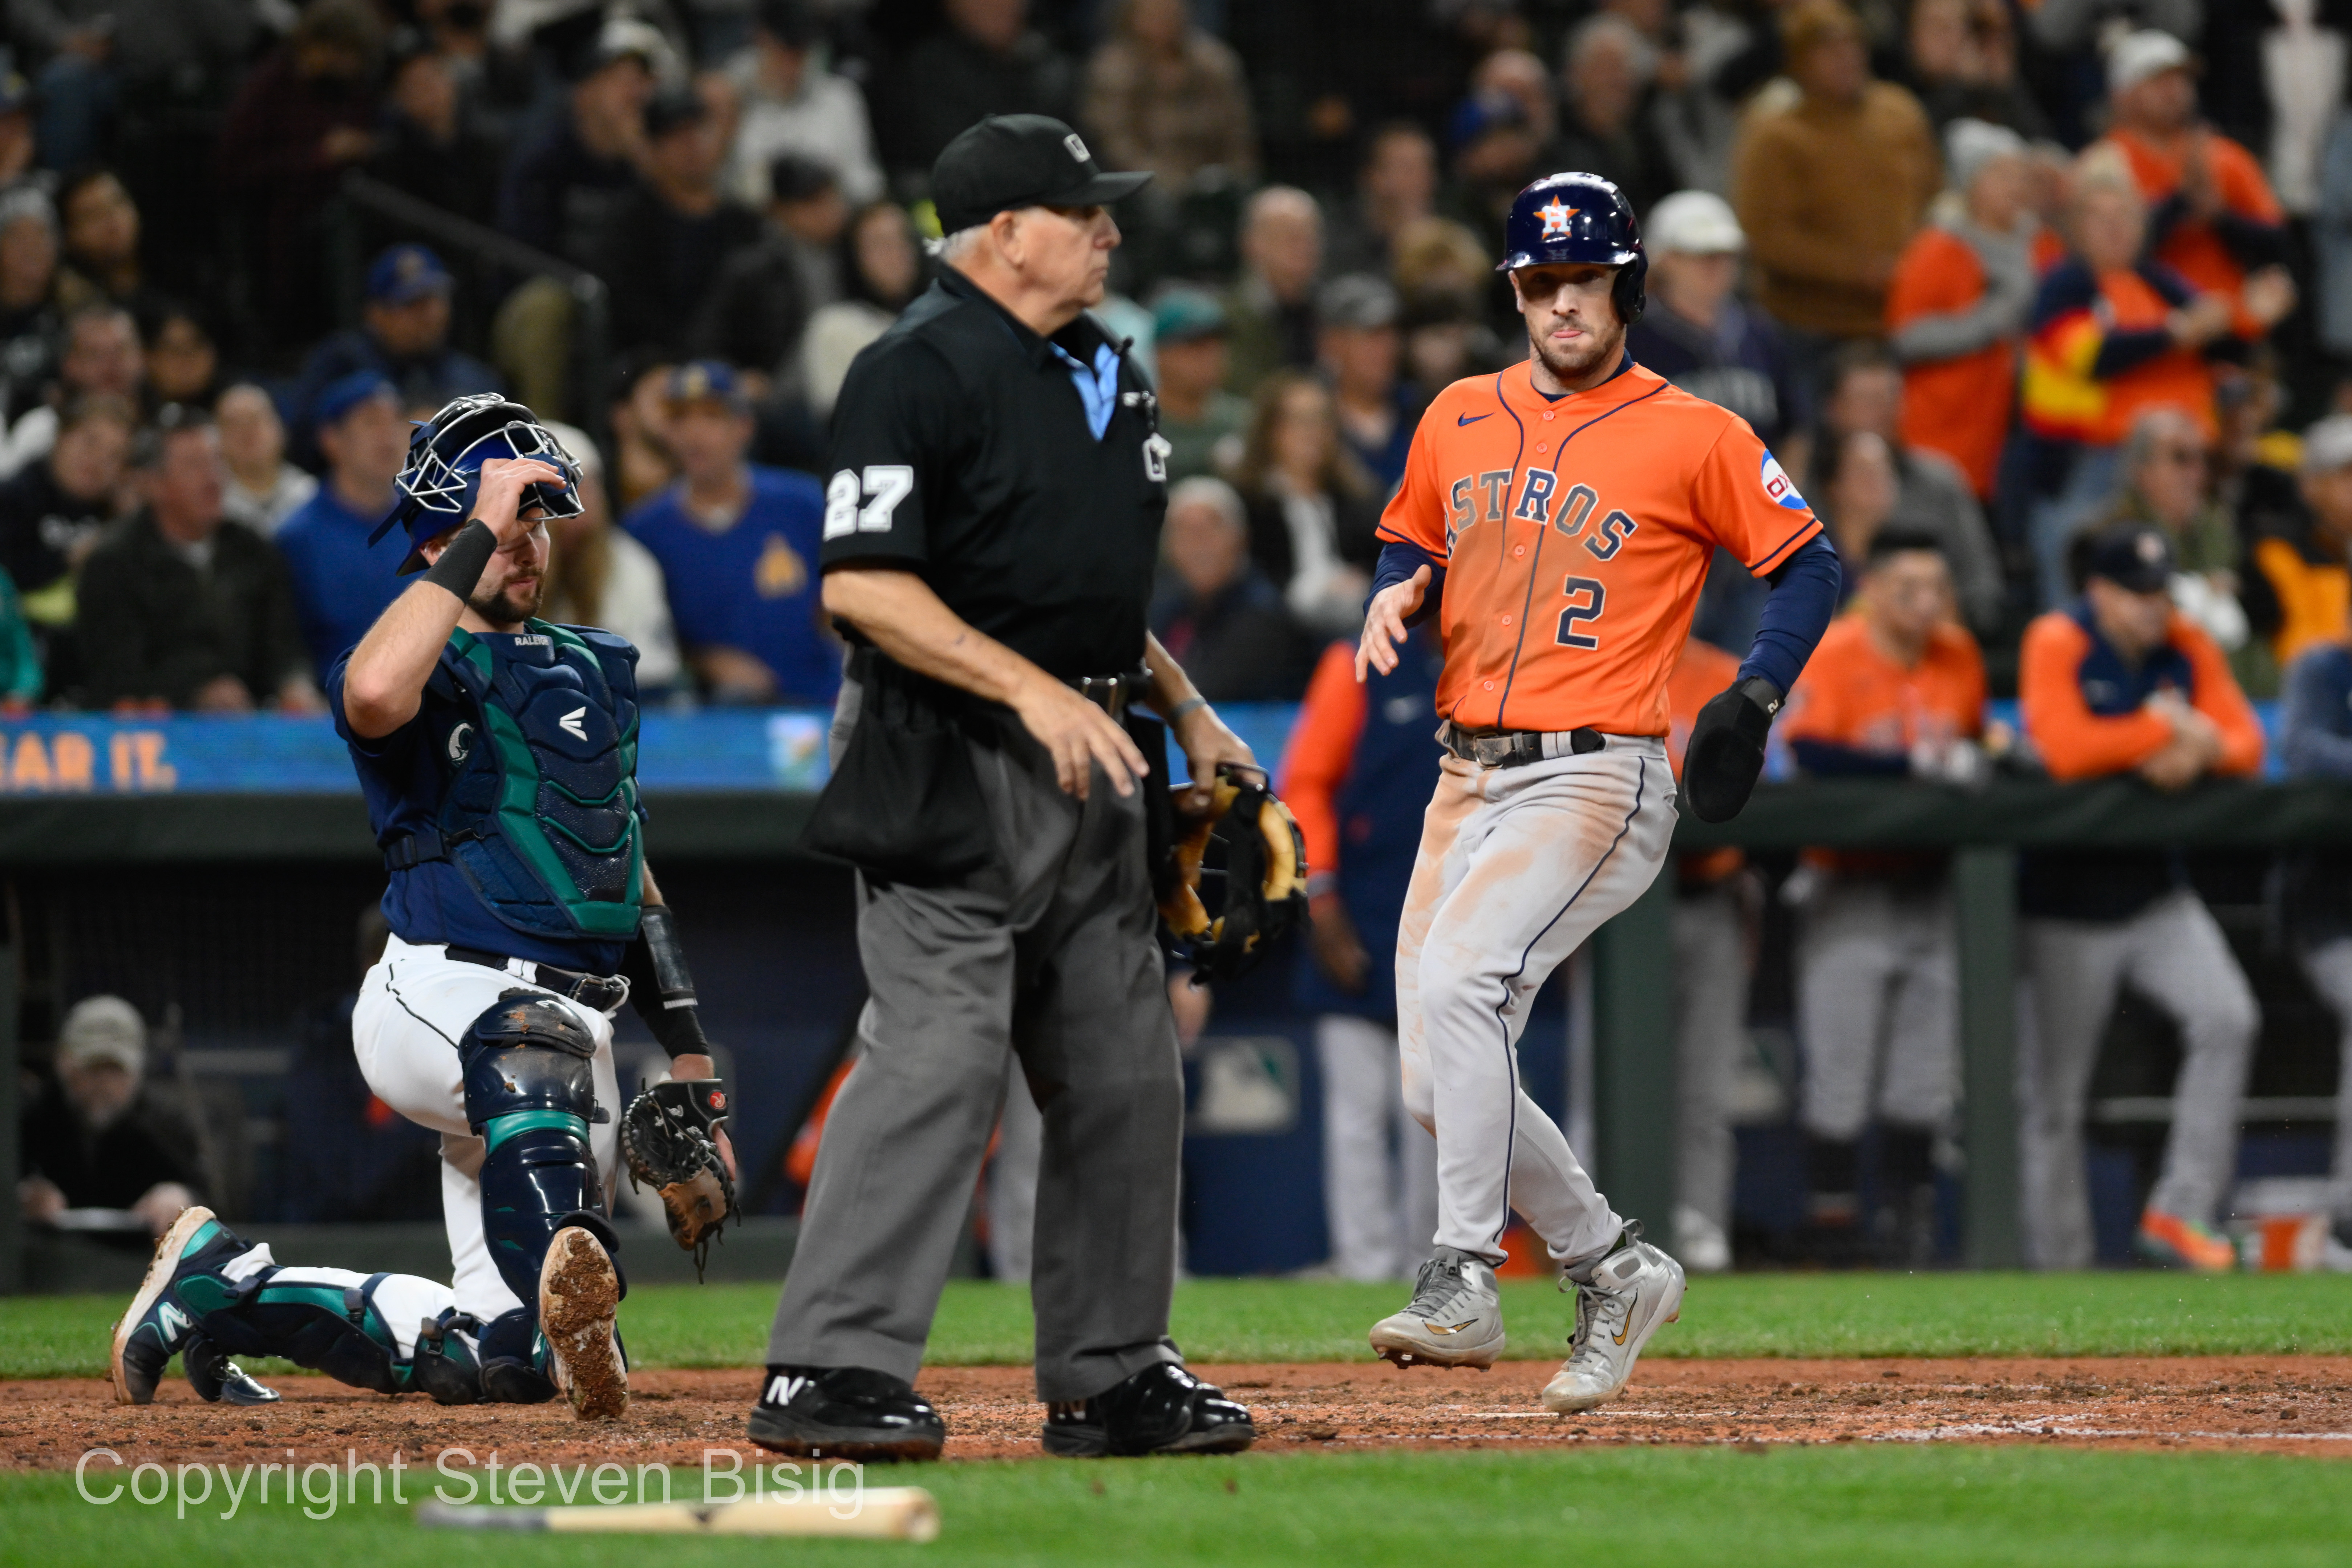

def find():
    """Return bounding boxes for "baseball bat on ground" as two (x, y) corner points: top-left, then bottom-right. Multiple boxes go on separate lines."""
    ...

(416, 1488), (940, 1540)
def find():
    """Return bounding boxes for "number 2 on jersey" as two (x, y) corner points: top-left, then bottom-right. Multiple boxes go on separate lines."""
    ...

(1555, 576), (1605, 649)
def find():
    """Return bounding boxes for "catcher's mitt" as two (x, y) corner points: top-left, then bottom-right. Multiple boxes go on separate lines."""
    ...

(620, 1078), (736, 1278)
(1157, 764), (1309, 983)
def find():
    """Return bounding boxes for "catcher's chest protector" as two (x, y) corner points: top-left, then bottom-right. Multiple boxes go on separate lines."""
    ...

(432, 623), (645, 942)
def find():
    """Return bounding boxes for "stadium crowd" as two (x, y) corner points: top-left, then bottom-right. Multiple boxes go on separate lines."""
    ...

(12, 0), (2352, 1274)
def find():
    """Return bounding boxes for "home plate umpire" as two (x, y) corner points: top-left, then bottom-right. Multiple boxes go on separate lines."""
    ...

(747, 114), (1262, 1461)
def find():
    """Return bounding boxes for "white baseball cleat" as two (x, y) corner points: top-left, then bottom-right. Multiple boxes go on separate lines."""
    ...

(540, 1225), (628, 1421)
(1541, 1226), (1685, 1414)
(1368, 1247), (1506, 1369)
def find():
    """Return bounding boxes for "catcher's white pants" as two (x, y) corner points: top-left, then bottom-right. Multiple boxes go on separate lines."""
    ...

(1397, 741), (1676, 1268)
(1317, 1014), (1439, 1280)
(352, 935), (623, 1324)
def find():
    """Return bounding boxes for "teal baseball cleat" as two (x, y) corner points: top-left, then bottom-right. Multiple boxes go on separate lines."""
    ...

(109, 1205), (278, 1405)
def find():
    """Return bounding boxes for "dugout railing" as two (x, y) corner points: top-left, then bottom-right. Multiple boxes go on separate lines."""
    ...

(5, 777), (2350, 1289)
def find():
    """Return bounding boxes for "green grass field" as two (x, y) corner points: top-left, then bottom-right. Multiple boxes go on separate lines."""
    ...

(5, 1447), (2349, 1568)
(12, 1272), (2350, 1565)
(8, 1271), (2350, 1381)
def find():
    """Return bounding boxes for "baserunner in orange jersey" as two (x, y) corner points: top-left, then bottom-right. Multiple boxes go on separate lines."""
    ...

(1355, 172), (1842, 1414)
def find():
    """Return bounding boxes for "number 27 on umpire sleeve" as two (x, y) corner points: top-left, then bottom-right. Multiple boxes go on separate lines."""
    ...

(1556, 576), (1605, 649)
(823, 466), (914, 539)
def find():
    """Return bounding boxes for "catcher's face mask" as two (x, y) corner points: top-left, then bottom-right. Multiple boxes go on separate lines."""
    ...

(372, 393), (585, 572)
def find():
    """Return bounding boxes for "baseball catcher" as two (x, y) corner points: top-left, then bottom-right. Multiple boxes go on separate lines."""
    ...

(109, 394), (736, 1421)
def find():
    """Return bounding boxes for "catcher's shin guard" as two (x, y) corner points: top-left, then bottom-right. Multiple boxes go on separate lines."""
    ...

(178, 1263), (478, 1401)
(460, 990), (624, 1307)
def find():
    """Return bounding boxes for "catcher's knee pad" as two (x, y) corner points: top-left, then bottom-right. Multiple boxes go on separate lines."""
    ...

(461, 990), (616, 1306)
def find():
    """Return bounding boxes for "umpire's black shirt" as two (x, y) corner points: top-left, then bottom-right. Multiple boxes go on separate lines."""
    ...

(818, 266), (1169, 679)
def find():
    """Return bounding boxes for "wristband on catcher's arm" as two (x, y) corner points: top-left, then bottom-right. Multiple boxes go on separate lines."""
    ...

(421, 519), (498, 600)
(624, 904), (711, 1057)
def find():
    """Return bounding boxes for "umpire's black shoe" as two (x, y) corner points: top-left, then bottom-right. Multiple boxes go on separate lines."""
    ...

(747, 1365), (946, 1462)
(1043, 1362), (1257, 1458)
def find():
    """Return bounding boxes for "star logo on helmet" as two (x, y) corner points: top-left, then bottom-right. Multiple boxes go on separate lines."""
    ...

(1538, 198), (1577, 239)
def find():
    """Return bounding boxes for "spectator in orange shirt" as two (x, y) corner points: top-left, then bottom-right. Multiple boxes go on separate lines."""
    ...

(2018, 153), (2289, 610)
(1887, 119), (2038, 505)
(2016, 521), (2263, 1272)
(1664, 631), (1754, 1275)
(2247, 414), (2352, 671)
(2092, 31), (2295, 347)
(1779, 531), (1984, 1264)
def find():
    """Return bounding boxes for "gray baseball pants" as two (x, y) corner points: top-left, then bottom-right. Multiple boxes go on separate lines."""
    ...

(1797, 878), (1959, 1140)
(1316, 1013), (1440, 1281)
(768, 681), (1185, 1403)
(2288, 937), (2352, 1223)
(1673, 883), (1748, 1239)
(2018, 890), (2258, 1269)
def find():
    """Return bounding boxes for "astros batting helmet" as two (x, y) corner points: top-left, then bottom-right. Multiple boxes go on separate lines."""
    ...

(1496, 173), (1647, 325)
(369, 392), (584, 572)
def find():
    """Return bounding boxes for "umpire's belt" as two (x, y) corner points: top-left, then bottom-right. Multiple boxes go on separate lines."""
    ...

(1067, 670), (1147, 720)
(445, 945), (630, 1014)
(1441, 721), (1607, 769)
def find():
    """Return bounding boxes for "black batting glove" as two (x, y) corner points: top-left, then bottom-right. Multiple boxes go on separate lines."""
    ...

(1684, 677), (1782, 823)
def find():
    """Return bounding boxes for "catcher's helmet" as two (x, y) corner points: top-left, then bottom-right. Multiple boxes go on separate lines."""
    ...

(1496, 172), (1646, 326)
(369, 393), (584, 573)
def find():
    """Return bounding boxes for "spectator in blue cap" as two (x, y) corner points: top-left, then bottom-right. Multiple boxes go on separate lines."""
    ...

(274, 372), (416, 674)
(291, 242), (501, 460)
(623, 360), (839, 705)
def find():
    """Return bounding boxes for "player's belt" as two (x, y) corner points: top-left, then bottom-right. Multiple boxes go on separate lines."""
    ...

(1441, 722), (1607, 769)
(1067, 670), (1147, 719)
(445, 946), (631, 1014)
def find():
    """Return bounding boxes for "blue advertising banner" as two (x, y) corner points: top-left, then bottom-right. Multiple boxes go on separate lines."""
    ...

(0, 699), (2283, 797)
(0, 705), (1314, 795)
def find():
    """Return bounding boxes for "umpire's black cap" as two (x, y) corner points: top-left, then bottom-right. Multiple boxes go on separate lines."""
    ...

(932, 115), (1151, 234)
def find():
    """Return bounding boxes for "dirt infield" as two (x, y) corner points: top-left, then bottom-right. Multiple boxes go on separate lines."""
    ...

(6, 1357), (2349, 1469)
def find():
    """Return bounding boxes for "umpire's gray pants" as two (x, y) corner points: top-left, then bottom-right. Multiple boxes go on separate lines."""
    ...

(2288, 938), (2352, 1223)
(2017, 891), (2258, 1269)
(768, 685), (1184, 1402)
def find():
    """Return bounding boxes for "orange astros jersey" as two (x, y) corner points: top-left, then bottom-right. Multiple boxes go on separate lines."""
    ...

(1379, 359), (1823, 736)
